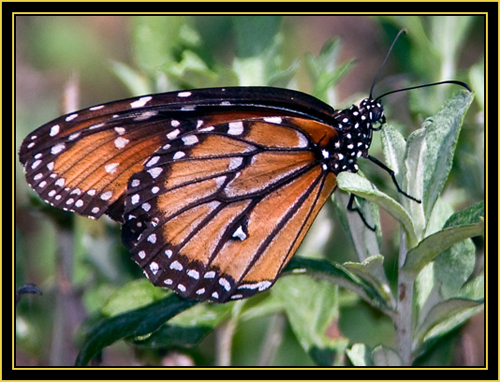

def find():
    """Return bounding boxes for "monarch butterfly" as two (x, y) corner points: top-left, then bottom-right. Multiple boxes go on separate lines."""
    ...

(18, 30), (469, 303)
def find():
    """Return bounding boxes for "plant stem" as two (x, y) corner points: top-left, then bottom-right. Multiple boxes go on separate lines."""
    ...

(395, 232), (414, 366)
(395, 269), (414, 366)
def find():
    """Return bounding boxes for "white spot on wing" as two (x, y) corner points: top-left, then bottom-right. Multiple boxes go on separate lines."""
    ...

(51, 143), (65, 155)
(296, 131), (309, 148)
(219, 277), (231, 291)
(228, 157), (243, 170)
(134, 110), (158, 121)
(49, 124), (60, 137)
(69, 132), (81, 140)
(204, 271), (216, 279)
(170, 261), (183, 271)
(130, 96), (152, 108)
(114, 127), (126, 135)
(232, 225), (247, 240)
(198, 126), (214, 132)
(228, 121), (244, 135)
(31, 160), (42, 170)
(166, 129), (180, 139)
(147, 167), (163, 179)
(146, 156), (160, 167)
(187, 269), (200, 279)
(114, 137), (129, 149)
(263, 116), (282, 124)
(177, 91), (192, 97)
(100, 191), (113, 201)
(150, 262), (159, 275)
(182, 135), (199, 146)
(65, 114), (78, 122)
(104, 163), (119, 174)
(238, 280), (272, 291)
(173, 151), (185, 160)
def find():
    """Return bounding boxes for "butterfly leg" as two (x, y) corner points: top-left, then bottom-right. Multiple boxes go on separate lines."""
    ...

(346, 193), (376, 231)
(366, 155), (421, 203)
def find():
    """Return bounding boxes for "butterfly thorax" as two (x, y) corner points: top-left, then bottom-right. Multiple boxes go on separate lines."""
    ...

(324, 98), (385, 175)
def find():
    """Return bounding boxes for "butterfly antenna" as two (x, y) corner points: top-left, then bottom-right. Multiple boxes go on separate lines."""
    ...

(374, 80), (471, 102)
(369, 29), (407, 99)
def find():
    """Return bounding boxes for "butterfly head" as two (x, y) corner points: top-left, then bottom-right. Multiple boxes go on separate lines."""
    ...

(359, 97), (386, 129)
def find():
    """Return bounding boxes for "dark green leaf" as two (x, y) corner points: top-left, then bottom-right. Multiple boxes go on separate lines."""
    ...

(283, 257), (391, 312)
(75, 294), (198, 366)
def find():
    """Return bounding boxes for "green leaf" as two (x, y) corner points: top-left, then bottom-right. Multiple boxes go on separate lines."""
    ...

(430, 16), (474, 79)
(272, 275), (348, 366)
(132, 16), (181, 74)
(283, 257), (391, 313)
(304, 37), (355, 103)
(402, 203), (484, 275)
(413, 298), (484, 357)
(162, 49), (224, 88)
(402, 127), (427, 236)
(110, 60), (152, 96)
(469, 57), (484, 110)
(333, 189), (381, 262)
(372, 345), (403, 366)
(443, 200), (484, 229)
(337, 172), (418, 247)
(346, 343), (374, 366)
(344, 255), (395, 309)
(75, 294), (198, 366)
(381, 124), (408, 189)
(134, 303), (232, 349)
(232, 34), (297, 87)
(420, 91), (474, 219)
(413, 202), (483, 323)
(102, 279), (168, 317)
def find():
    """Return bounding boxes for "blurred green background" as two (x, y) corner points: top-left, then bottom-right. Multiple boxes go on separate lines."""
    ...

(15, 15), (484, 366)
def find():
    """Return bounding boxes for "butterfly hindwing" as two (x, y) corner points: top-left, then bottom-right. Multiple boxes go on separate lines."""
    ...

(121, 116), (338, 302)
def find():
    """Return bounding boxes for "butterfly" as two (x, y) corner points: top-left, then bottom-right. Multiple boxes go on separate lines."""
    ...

(19, 31), (468, 303)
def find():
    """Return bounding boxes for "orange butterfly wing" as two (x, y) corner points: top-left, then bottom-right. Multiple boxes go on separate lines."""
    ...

(20, 88), (361, 303)
(122, 116), (338, 302)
